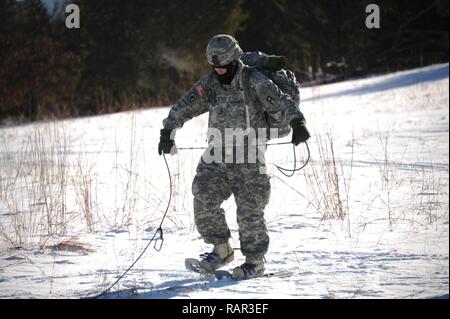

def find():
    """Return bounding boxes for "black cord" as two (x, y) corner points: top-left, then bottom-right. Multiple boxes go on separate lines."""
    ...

(274, 141), (310, 177)
(274, 144), (297, 177)
(177, 141), (293, 150)
(179, 141), (310, 177)
(93, 153), (172, 299)
(91, 140), (308, 298)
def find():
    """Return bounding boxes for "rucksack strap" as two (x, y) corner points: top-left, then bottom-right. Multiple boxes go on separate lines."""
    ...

(240, 67), (252, 130)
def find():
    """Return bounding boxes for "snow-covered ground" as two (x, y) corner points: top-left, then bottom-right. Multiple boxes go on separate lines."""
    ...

(0, 64), (448, 299)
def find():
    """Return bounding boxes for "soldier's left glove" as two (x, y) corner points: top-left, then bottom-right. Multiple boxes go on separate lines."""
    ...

(265, 55), (288, 71)
(290, 118), (310, 146)
(158, 129), (177, 155)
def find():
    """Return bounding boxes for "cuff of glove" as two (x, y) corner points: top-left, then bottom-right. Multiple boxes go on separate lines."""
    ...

(160, 128), (172, 135)
(290, 117), (305, 127)
(160, 128), (174, 141)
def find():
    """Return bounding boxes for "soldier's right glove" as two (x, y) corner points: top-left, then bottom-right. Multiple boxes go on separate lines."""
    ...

(265, 55), (288, 71)
(158, 129), (176, 155)
(290, 118), (310, 146)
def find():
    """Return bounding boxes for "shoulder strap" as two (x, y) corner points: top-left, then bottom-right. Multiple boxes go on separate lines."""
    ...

(239, 67), (252, 105)
(240, 67), (252, 130)
(240, 66), (252, 93)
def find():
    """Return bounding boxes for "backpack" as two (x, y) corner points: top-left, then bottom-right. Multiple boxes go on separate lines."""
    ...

(241, 63), (301, 139)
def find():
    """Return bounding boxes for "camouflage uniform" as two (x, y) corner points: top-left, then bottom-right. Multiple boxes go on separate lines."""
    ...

(162, 37), (303, 262)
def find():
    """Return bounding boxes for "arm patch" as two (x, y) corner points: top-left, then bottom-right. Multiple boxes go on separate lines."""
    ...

(187, 91), (198, 103)
(183, 84), (206, 105)
(195, 84), (206, 97)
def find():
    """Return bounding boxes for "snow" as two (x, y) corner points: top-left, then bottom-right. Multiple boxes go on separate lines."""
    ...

(0, 63), (448, 299)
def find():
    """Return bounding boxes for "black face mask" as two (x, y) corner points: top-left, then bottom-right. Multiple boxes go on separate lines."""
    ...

(213, 60), (238, 85)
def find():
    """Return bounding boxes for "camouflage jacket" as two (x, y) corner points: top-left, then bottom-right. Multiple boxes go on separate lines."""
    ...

(162, 59), (304, 143)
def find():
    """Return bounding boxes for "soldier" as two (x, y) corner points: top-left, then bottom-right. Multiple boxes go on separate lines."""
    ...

(158, 34), (310, 280)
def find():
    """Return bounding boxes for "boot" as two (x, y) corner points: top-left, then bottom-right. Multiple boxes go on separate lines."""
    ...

(231, 256), (265, 280)
(198, 241), (234, 271)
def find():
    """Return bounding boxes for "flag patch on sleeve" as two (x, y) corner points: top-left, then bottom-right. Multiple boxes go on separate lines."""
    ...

(195, 84), (206, 97)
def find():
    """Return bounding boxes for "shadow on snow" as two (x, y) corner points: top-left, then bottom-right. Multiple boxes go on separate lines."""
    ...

(98, 276), (240, 299)
(303, 64), (449, 102)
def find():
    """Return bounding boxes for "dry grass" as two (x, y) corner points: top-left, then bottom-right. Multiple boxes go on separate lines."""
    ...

(45, 238), (95, 255)
(405, 164), (449, 226)
(72, 157), (98, 233)
(0, 123), (102, 248)
(0, 111), (165, 249)
(0, 124), (68, 248)
(303, 131), (347, 220)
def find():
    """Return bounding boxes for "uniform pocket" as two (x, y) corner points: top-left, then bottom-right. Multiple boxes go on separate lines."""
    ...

(245, 172), (271, 209)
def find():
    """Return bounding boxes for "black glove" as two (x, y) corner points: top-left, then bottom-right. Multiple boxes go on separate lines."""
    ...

(290, 118), (310, 146)
(158, 129), (176, 155)
(265, 55), (288, 71)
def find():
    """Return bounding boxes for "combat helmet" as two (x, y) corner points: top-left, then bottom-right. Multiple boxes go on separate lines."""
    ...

(206, 34), (243, 67)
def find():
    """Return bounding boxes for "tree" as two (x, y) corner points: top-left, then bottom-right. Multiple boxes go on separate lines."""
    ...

(0, 0), (78, 120)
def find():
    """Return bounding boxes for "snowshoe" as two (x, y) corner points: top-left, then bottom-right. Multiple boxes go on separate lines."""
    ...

(185, 242), (234, 274)
(231, 262), (265, 280)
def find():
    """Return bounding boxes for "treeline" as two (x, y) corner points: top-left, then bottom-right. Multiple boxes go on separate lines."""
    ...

(0, 0), (448, 122)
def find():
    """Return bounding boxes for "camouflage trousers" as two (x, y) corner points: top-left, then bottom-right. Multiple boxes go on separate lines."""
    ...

(192, 159), (271, 259)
